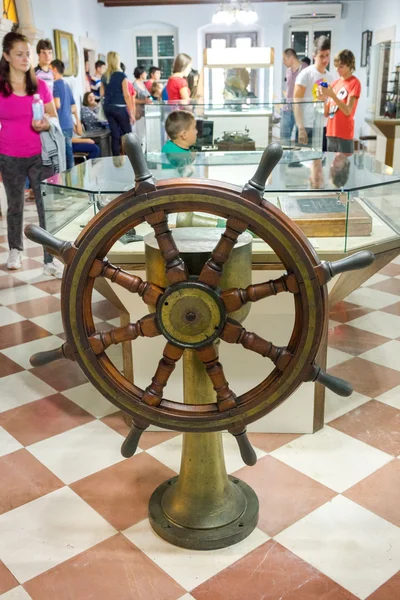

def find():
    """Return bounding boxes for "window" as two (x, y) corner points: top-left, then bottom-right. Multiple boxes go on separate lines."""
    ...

(205, 32), (259, 102)
(289, 26), (332, 68)
(134, 33), (175, 80)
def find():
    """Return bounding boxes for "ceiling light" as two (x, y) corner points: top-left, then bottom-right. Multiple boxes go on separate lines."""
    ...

(212, 1), (258, 26)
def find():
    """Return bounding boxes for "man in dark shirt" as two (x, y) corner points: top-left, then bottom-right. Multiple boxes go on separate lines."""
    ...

(90, 60), (106, 99)
(51, 59), (81, 169)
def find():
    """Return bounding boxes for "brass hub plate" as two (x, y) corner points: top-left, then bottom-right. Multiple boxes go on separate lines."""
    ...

(156, 281), (226, 349)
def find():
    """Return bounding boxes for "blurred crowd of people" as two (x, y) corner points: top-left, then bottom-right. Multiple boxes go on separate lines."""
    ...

(0, 28), (362, 282)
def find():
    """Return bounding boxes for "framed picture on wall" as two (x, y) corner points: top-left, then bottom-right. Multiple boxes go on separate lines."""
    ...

(361, 30), (372, 68)
(54, 29), (75, 76)
(98, 54), (106, 63)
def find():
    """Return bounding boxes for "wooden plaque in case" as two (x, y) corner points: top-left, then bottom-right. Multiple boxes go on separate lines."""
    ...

(278, 195), (373, 237)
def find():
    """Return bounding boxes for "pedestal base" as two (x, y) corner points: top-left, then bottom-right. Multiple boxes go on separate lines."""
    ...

(149, 475), (259, 550)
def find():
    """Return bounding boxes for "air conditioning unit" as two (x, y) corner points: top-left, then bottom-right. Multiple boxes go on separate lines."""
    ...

(287, 2), (342, 21)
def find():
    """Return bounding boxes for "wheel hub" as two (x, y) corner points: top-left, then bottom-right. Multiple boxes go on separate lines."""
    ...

(156, 281), (226, 349)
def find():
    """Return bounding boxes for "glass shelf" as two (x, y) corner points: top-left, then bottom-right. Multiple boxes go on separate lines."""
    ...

(41, 152), (400, 256)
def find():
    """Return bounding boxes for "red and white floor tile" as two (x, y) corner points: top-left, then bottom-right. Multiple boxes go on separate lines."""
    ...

(0, 212), (400, 599)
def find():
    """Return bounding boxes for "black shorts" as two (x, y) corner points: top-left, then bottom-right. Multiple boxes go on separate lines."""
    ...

(327, 136), (354, 154)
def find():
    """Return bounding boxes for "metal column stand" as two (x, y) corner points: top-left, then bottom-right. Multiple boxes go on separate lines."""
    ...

(145, 228), (258, 550)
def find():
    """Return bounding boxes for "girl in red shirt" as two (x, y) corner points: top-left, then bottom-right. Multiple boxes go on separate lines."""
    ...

(318, 49), (361, 155)
(166, 53), (192, 104)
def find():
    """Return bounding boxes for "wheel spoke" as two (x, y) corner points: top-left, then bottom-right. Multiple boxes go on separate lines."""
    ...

(142, 342), (184, 407)
(196, 344), (237, 411)
(89, 259), (164, 306)
(89, 313), (160, 355)
(221, 273), (299, 313)
(146, 210), (189, 283)
(197, 217), (248, 289)
(220, 318), (292, 371)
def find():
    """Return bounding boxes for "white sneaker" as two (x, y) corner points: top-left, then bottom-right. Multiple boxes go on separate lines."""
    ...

(43, 261), (64, 279)
(7, 249), (22, 270)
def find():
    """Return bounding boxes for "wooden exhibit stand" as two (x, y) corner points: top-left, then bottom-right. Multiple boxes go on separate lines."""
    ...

(366, 118), (400, 170)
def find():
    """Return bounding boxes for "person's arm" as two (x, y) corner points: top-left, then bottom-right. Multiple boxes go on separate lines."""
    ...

(317, 86), (358, 117)
(100, 82), (105, 98)
(44, 100), (57, 118)
(179, 85), (190, 102)
(293, 83), (308, 144)
(71, 104), (83, 135)
(122, 78), (135, 121)
(131, 93), (136, 123)
(72, 137), (95, 144)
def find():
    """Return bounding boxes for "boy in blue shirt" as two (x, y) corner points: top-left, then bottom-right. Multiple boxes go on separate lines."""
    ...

(162, 110), (197, 153)
(52, 59), (81, 169)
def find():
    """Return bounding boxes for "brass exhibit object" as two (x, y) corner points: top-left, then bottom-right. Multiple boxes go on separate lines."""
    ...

(146, 228), (257, 548)
(25, 134), (375, 550)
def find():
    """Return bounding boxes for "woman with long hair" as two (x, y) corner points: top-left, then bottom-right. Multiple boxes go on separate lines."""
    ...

(166, 53), (192, 103)
(186, 68), (199, 100)
(100, 51), (134, 155)
(0, 32), (62, 277)
(133, 66), (151, 116)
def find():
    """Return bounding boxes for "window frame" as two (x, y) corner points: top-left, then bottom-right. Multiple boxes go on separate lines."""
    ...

(133, 31), (176, 81)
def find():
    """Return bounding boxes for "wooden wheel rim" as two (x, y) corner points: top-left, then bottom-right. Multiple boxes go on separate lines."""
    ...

(61, 181), (326, 432)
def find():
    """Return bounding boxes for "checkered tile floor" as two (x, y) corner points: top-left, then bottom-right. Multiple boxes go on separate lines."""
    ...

(0, 209), (400, 600)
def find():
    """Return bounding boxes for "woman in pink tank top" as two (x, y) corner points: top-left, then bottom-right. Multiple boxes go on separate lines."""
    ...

(0, 32), (62, 277)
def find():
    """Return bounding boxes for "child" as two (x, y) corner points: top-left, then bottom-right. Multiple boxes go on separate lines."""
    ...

(150, 81), (163, 102)
(51, 59), (81, 168)
(318, 49), (361, 155)
(162, 110), (197, 153)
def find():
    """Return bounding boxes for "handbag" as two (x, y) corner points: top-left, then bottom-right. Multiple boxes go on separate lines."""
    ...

(97, 98), (107, 122)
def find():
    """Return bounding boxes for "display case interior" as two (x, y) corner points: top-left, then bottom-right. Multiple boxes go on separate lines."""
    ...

(368, 41), (400, 120)
(203, 47), (274, 106)
(145, 100), (324, 157)
(41, 153), (400, 259)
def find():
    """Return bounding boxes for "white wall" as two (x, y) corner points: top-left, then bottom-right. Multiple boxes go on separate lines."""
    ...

(358, 0), (399, 134)
(362, 0), (400, 39)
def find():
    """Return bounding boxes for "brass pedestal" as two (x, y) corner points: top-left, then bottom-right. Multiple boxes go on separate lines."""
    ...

(145, 228), (259, 550)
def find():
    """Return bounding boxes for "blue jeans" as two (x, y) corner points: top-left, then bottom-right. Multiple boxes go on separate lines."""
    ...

(62, 128), (74, 169)
(72, 142), (101, 160)
(281, 110), (296, 146)
(104, 105), (131, 156)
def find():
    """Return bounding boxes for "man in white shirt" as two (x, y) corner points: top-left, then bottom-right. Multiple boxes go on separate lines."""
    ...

(294, 35), (334, 148)
(35, 39), (54, 94)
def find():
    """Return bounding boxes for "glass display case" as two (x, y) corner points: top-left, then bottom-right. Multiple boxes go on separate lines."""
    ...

(368, 41), (400, 120)
(144, 100), (324, 156)
(203, 47), (274, 106)
(41, 152), (400, 259)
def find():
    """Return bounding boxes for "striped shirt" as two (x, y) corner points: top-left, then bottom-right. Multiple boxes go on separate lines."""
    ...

(35, 66), (54, 94)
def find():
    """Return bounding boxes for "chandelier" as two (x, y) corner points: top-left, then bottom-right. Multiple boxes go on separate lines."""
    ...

(212, 0), (258, 25)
